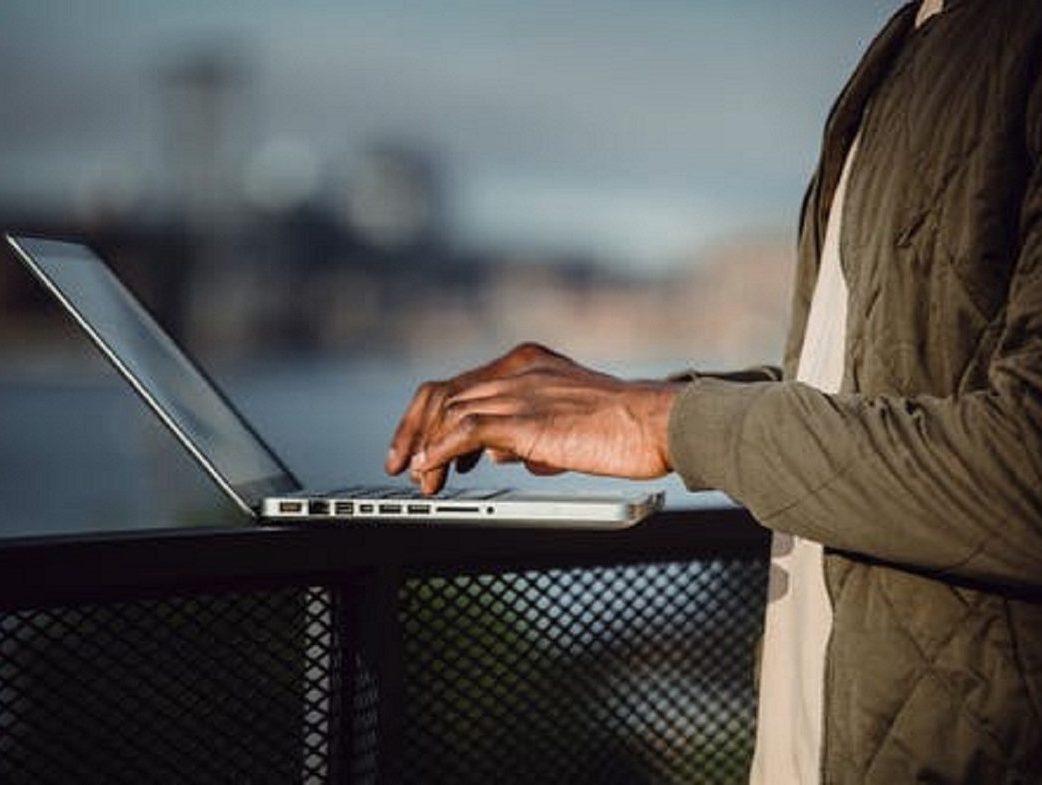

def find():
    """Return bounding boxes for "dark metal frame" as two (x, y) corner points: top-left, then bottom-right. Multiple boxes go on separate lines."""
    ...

(0, 507), (766, 611)
(0, 506), (768, 784)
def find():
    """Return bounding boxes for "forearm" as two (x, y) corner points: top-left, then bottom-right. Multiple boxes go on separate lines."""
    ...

(667, 376), (1042, 588)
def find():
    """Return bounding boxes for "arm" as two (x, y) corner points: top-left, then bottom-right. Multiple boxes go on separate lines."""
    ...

(670, 135), (1042, 590)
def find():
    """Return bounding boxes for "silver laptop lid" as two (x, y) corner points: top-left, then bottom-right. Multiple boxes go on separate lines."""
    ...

(6, 234), (301, 516)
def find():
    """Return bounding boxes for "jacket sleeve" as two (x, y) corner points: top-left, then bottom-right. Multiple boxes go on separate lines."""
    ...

(668, 86), (1042, 591)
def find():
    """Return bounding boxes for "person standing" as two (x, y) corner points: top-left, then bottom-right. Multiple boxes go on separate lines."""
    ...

(387, 1), (1042, 780)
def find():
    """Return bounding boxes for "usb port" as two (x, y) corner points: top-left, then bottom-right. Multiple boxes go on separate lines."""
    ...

(378, 503), (402, 515)
(308, 500), (330, 516)
(334, 502), (354, 516)
(407, 504), (431, 515)
(278, 501), (304, 514)
(359, 504), (374, 514)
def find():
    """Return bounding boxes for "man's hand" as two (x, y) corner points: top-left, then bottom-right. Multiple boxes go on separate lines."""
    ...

(385, 342), (681, 495)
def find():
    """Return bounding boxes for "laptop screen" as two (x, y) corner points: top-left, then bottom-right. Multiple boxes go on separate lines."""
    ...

(7, 235), (300, 514)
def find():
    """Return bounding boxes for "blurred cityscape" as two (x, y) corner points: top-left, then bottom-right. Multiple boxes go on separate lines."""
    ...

(0, 45), (795, 373)
(2, 0), (890, 534)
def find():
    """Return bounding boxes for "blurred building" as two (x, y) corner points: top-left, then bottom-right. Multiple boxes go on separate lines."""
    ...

(158, 46), (251, 231)
(346, 145), (446, 253)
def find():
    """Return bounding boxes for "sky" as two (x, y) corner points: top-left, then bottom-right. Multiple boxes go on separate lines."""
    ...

(0, 0), (902, 269)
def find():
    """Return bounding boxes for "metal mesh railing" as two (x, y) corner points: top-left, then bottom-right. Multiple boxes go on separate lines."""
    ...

(398, 558), (766, 785)
(0, 586), (358, 785)
(0, 555), (766, 784)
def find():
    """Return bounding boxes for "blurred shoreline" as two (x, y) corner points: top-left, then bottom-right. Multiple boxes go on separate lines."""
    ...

(1, 213), (795, 373)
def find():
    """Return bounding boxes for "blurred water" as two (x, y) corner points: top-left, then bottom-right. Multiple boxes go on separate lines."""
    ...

(0, 358), (723, 539)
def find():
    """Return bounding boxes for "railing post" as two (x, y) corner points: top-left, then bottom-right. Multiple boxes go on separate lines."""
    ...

(363, 565), (405, 785)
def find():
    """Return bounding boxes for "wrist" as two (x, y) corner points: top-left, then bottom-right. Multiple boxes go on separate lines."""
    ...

(637, 381), (683, 475)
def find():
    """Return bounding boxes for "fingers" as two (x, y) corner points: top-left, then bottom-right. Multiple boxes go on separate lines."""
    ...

(386, 379), (491, 476)
(386, 344), (563, 475)
(386, 368), (505, 476)
(415, 414), (522, 494)
(387, 343), (578, 486)
(453, 447), (517, 475)
(446, 377), (529, 406)
(412, 453), (449, 495)
(444, 393), (527, 419)
(524, 461), (564, 476)
(413, 396), (524, 493)
(487, 448), (519, 464)
(386, 380), (439, 474)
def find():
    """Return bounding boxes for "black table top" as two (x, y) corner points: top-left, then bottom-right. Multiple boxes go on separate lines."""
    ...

(0, 506), (767, 610)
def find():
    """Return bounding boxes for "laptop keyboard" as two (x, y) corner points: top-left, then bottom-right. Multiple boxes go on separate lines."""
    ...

(323, 486), (510, 501)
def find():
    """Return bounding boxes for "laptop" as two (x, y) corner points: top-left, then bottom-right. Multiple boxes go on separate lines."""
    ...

(5, 233), (664, 528)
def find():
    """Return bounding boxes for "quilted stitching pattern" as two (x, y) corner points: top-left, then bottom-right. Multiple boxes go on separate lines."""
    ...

(800, 2), (1042, 781)
(824, 559), (1041, 783)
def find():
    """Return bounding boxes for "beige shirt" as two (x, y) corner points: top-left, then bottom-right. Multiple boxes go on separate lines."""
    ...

(748, 4), (943, 783)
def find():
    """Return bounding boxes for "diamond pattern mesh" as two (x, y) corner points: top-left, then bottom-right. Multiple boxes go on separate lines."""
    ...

(399, 559), (766, 785)
(0, 556), (765, 784)
(0, 587), (359, 785)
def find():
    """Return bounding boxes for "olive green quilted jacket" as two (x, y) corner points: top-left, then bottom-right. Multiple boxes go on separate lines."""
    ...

(668, 1), (1042, 781)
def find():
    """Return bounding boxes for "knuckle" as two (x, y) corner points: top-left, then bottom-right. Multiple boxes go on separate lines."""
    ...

(417, 379), (450, 401)
(431, 386), (450, 406)
(513, 341), (548, 361)
(460, 413), (482, 434)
